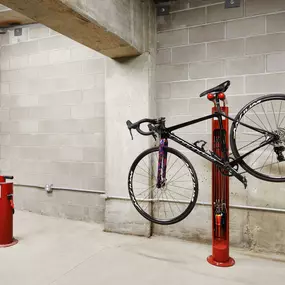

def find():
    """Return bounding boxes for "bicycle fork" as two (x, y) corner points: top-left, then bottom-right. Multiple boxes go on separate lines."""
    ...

(157, 138), (168, 188)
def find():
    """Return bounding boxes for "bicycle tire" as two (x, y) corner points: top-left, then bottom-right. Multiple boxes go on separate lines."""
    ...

(128, 146), (199, 225)
(230, 94), (285, 182)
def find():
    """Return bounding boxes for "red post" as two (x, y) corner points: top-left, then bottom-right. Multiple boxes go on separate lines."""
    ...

(207, 105), (235, 267)
(0, 176), (18, 247)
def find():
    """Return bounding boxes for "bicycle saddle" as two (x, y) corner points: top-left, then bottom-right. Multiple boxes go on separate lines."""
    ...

(199, 80), (231, 97)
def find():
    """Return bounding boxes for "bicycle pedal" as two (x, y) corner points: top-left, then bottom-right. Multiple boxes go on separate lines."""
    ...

(194, 140), (207, 151)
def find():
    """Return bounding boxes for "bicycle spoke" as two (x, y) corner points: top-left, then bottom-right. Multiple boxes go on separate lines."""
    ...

(245, 114), (265, 130)
(271, 101), (278, 130)
(260, 149), (274, 172)
(277, 101), (283, 128)
(261, 103), (273, 131)
(137, 164), (149, 176)
(165, 186), (192, 200)
(164, 191), (175, 218)
(166, 183), (192, 191)
(237, 136), (264, 152)
(167, 172), (190, 184)
(165, 189), (183, 213)
(252, 109), (269, 131)
(251, 144), (270, 168)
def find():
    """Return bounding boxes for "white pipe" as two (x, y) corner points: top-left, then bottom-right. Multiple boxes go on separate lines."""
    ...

(14, 183), (105, 195)
(105, 195), (285, 214)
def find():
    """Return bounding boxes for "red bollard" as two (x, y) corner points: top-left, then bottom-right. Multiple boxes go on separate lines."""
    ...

(207, 105), (235, 267)
(0, 176), (18, 247)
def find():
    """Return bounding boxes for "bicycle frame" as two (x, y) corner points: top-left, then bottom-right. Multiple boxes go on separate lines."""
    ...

(160, 111), (277, 170)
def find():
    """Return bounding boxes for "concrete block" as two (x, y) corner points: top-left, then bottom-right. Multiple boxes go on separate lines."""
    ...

(267, 52), (285, 72)
(170, 0), (189, 11)
(104, 199), (150, 237)
(29, 106), (71, 120)
(267, 12), (285, 33)
(10, 55), (29, 69)
(156, 83), (171, 99)
(189, 23), (225, 44)
(189, 60), (224, 79)
(37, 147), (60, 161)
(70, 46), (101, 61)
(226, 55), (265, 75)
(56, 74), (98, 91)
(0, 109), (9, 121)
(157, 49), (171, 65)
(207, 76), (245, 95)
(1, 41), (39, 57)
(157, 29), (188, 48)
(247, 211), (285, 254)
(4, 121), (38, 134)
(29, 52), (49, 67)
(71, 105), (95, 119)
(190, 0), (221, 8)
(246, 73), (285, 93)
(172, 44), (206, 64)
(171, 80), (205, 98)
(172, 7), (206, 28)
(9, 81), (29, 95)
(82, 58), (105, 74)
(0, 57), (9, 70)
(10, 96), (36, 110)
(38, 35), (77, 51)
(1, 95), (10, 108)
(82, 87), (105, 103)
(246, 0), (285, 16)
(39, 62), (82, 78)
(188, 97), (212, 116)
(156, 64), (188, 82)
(157, 99), (189, 116)
(226, 94), (262, 113)
(59, 147), (83, 162)
(0, 134), (10, 146)
(153, 205), (211, 243)
(0, 83), (9, 95)
(83, 148), (105, 163)
(246, 34), (285, 55)
(29, 25), (50, 39)
(207, 39), (244, 59)
(157, 14), (172, 32)
(207, 2), (244, 23)
(226, 16), (265, 39)
(81, 118), (105, 133)
(38, 90), (82, 106)
(10, 108), (30, 120)
(49, 49), (70, 64)
(38, 120), (82, 133)
(1, 68), (39, 82)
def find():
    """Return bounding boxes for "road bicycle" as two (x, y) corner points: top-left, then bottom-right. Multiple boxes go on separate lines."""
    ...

(126, 80), (285, 225)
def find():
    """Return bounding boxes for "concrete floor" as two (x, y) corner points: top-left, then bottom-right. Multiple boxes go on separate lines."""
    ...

(0, 212), (284, 285)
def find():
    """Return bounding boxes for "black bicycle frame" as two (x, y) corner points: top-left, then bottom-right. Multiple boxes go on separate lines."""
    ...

(161, 111), (276, 169)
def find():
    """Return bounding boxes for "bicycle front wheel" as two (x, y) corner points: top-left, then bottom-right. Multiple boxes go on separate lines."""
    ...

(128, 147), (198, 225)
(230, 94), (285, 182)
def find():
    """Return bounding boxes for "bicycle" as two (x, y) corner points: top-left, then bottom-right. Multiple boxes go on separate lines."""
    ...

(126, 80), (285, 225)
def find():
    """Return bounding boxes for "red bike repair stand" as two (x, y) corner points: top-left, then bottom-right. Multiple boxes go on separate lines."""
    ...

(207, 104), (235, 267)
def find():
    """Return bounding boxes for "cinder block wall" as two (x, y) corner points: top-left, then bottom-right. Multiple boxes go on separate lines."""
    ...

(0, 24), (105, 223)
(155, 0), (285, 253)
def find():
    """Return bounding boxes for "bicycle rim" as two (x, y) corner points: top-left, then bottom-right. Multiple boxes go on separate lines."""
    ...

(230, 94), (285, 182)
(128, 147), (199, 225)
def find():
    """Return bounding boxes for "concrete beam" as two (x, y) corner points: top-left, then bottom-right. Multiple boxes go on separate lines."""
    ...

(0, 5), (35, 27)
(0, 0), (151, 58)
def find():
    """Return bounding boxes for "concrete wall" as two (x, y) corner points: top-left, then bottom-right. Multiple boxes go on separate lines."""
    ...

(0, 24), (105, 222)
(155, 0), (285, 254)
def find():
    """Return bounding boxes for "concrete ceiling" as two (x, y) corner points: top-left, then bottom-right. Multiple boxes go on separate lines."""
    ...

(0, 4), (35, 28)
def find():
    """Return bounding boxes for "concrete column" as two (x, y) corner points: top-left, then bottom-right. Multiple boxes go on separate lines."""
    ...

(104, 1), (156, 236)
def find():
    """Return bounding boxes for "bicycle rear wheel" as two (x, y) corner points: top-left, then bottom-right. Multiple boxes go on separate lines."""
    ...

(128, 147), (198, 225)
(230, 94), (285, 182)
